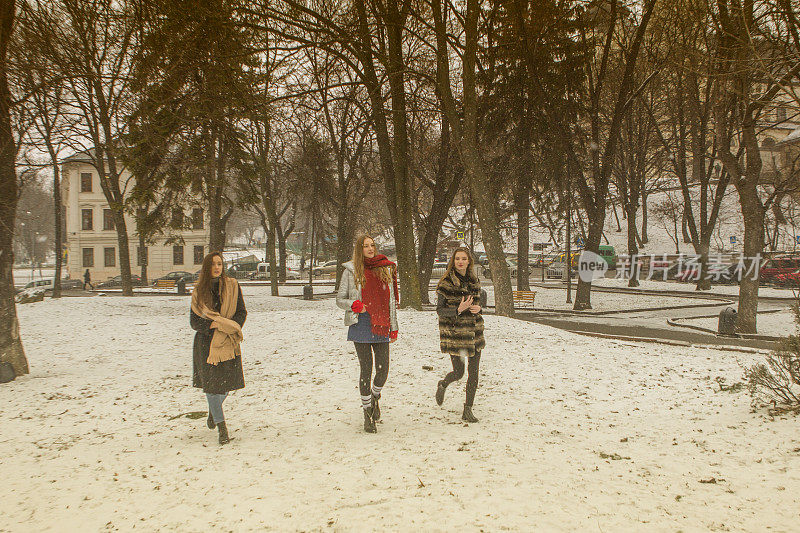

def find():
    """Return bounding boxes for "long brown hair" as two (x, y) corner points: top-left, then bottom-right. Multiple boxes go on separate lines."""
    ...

(438, 246), (478, 285)
(194, 251), (226, 308)
(352, 234), (394, 288)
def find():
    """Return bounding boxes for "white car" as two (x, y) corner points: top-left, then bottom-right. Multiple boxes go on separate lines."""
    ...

(430, 261), (449, 278)
(313, 260), (340, 276)
(251, 262), (301, 280)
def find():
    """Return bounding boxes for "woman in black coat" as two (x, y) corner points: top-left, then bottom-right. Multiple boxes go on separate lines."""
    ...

(190, 251), (246, 444)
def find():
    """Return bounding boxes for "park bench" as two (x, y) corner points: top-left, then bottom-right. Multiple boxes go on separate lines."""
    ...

(512, 290), (536, 309)
(155, 279), (176, 290)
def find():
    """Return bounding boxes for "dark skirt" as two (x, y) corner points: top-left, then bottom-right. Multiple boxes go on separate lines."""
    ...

(192, 332), (245, 394)
(347, 311), (390, 343)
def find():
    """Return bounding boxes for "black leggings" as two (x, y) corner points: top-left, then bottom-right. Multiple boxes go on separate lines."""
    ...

(354, 342), (390, 397)
(442, 352), (481, 406)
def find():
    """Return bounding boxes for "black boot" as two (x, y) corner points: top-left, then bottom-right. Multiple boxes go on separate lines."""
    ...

(363, 408), (377, 433)
(217, 421), (233, 444)
(371, 394), (381, 421)
(462, 404), (478, 423)
(435, 380), (447, 406)
(207, 412), (215, 429)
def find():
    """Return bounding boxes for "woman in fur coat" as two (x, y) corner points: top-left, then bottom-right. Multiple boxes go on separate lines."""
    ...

(434, 247), (485, 422)
(190, 251), (246, 444)
(336, 234), (399, 433)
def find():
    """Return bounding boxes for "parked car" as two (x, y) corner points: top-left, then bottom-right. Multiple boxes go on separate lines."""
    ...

(597, 245), (618, 269)
(775, 269), (800, 287)
(17, 278), (82, 294)
(313, 260), (339, 276)
(482, 257), (518, 280)
(674, 263), (738, 284)
(430, 261), (449, 279)
(97, 274), (146, 289)
(250, 262), (301, 280)
(152, 271), (195, 286)
(760, 256), (800, 284)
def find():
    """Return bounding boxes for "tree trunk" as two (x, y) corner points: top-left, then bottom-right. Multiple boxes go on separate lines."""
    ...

(432, 0), (513, 316)
(0, 0), (27, 376)
(384, 2), (421, 310)
(308, 214), (315, 286)
(207, 133), (228, 252)
(736, 197), (765, 333)
(573, 216), (604, 310)
(625, 204), (640, 287)
(695, 240), (711, 291)
(51, 155), (62, 298)
(265, 220), (278, 296)
(682, 208), (692, 243)
(641, 189), (649, 244)
(417, 120), (461, 303)
(138, 231), (148, 284)
(276, 217), (288, 283)
(516, 178), (531, 291)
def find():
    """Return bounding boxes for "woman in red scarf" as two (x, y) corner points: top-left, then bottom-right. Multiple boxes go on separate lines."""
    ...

(336, 234), (399, 433)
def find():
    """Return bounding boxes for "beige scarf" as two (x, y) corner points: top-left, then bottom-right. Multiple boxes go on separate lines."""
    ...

(190, 277), (243, 366)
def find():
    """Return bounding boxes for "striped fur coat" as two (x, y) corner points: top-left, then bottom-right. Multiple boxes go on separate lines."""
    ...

(436, 272), (485, 357)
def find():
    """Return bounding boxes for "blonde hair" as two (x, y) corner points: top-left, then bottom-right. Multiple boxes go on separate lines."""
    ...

(353, 234), (394, 287)
(438, 246), (477, 285)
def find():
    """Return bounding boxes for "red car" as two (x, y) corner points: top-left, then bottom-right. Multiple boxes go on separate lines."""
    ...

(775, 269), (800, 287)
(760, 256), (800, 284)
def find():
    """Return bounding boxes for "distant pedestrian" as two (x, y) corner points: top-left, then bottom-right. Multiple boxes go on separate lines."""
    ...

(336, 234), (399, 433)
(435, 247), (485, 423)
(190, 251), (247, 445)
(83, 269), (94, 290)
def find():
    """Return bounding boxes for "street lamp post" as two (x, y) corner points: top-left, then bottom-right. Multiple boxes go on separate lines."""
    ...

(566, 189), (572, 304)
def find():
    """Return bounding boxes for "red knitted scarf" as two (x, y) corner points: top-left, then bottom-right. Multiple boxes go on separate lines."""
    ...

(361, 254), (399, 337)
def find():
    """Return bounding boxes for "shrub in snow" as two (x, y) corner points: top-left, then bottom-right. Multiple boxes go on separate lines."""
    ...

(745, 300), (800, 413)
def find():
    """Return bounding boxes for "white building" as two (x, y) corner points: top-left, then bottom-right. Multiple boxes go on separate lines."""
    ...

(62, 150), (210, 283)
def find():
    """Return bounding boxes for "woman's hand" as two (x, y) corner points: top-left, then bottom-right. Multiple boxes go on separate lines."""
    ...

(469, 304), (481, 314)
(457, 295), (473, 313)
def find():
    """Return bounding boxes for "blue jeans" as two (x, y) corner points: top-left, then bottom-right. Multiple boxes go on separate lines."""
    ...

(205, 392), (228, 424)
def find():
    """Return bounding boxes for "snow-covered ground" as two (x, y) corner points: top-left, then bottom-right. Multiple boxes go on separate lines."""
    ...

(680, 309), (798, 338)
(3, 288), (800, 531)
(593, 277), (799, 299)
(459, 285), (720, 313)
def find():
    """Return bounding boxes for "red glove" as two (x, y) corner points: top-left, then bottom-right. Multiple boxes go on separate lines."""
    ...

(389, 330), (398, 340)
(351, 300), (364, 313)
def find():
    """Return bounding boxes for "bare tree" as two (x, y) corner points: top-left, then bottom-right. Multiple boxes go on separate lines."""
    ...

(0, 0), (28, 376)
(24, 0), (138, 296)
(712, 0), (800, 333)
(431, 0), (515, 316)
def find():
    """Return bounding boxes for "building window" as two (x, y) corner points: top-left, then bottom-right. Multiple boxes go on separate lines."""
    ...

(192, 208), (204, 230)
(194, 245), (204, 265)
(80, 173), (92, 192)
(137, 246), (148, 267)
(776, 107), (787, 122)
(103, 209), (115, 230)
(104, 247), (116, 267)
(172, 208), (184, 228)
(82, 247), (94, 267)
(81, 208), (93, 231)
(173, 245), (184, 265)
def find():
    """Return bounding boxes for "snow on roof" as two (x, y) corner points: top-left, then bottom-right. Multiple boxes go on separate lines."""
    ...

(779, 126), (800, 145)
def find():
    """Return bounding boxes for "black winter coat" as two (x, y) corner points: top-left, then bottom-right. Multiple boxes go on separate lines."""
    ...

(190, 282), (247, 394)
